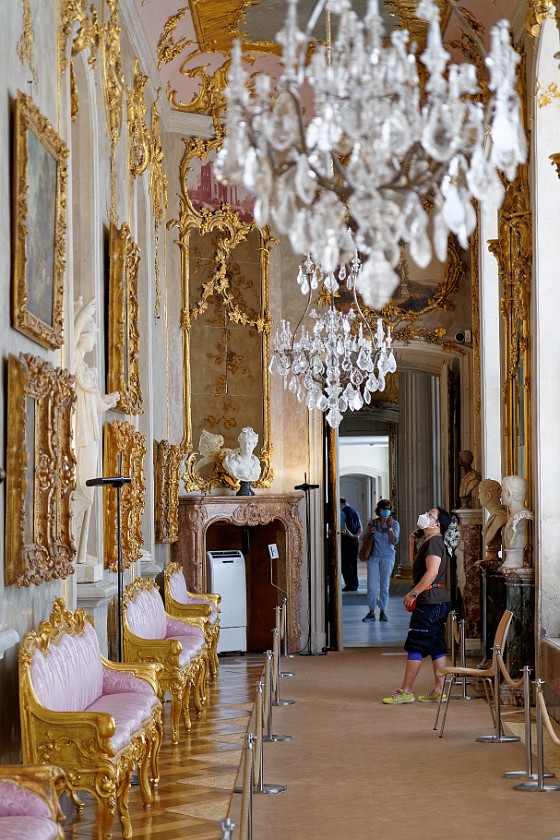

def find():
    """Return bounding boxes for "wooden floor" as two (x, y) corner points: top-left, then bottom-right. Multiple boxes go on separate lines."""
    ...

(62, 655), (263, 840)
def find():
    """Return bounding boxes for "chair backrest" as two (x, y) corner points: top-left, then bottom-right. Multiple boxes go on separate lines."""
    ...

(165, 563), (189, 606)
(123, 578), (167, 640)
(493, 609), (513, 654)
(23, 600), (103, 713)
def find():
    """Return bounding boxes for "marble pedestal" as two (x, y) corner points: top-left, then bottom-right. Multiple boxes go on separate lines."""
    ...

(454, 508), (482, 648)
(501, 566), (535, 700)
(77, 579), (118, 658)
(478, 556), (507, 665)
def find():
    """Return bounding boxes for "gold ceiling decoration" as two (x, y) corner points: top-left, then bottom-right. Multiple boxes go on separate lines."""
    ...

(16, 0), (38, 85)
(126, 57), (151, 178)
(158, 7), (192, 68)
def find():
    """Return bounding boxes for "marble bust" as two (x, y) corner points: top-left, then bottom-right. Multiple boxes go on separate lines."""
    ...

(501, 474), (533, 569)
(74, 298), (119, 564)
(478, 479), (507, 562)
(458, 450), (482, 509)
(195, 429), (225, 478)
(222, 427), (261, 486)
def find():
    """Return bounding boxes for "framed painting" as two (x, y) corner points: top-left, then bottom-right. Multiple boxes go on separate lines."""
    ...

(107, 221), (143, 414)
(12, 91), (68, 349)
(5, 353), (76, 586)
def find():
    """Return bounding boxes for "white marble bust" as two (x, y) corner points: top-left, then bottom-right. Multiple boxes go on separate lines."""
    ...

(222, 427), (261, 483)
(478, 479), (507, 559)
(74, 297), (119, 564)
(195, 429), (225, 474)
(501, 474), (533, 568)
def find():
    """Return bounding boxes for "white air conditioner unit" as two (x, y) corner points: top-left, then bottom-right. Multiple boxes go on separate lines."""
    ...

(206, 550), (247, 654)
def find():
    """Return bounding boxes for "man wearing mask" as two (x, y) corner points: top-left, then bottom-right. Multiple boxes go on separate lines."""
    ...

(361, 499), (400, 621)
(340, 497), (362, 592)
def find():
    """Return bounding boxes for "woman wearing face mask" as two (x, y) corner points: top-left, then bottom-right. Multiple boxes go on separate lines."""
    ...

(361, 499), (400, 622)
(383, 506), (452, 704)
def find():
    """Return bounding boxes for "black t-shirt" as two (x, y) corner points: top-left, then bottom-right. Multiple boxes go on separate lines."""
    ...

(412, 534), (448, 604)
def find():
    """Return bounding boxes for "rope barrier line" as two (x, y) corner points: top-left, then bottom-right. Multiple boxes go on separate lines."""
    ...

(537, 690), (560, 747)
(239, 734), (254, 840)
(497, 652), (525, 690)
(513, 681), (560, 793)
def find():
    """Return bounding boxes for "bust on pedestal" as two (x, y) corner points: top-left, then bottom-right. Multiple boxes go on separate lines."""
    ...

(458, 450), (482, 510)
(478, 479), (507, 563)
(221, 427), (261, 496)
(501, 474), (533, 569)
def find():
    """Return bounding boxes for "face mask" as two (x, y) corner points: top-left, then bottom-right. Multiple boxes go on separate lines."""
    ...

(380, 509), (391, 518)
(417, 512), (431, 529)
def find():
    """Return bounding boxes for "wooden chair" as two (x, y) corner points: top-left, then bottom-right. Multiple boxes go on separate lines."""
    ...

(122, 577), (209, 744)
(19, 599), (163, 840)
(435, 609), (519, 742)
(164, 560), (221, 678)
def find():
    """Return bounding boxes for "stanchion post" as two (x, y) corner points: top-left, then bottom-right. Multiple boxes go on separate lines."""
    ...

(504, 667), (554, 781)
(263, 651), (291, 743)
(514, 680), (560, 792)
(253, 681), (287, 795)
(239, 733), (254, 840)
(476, 645), (520, 743)
(275, 606), (294, 677)
(221, 817), (237, 840)
(272, 628), (295, 706)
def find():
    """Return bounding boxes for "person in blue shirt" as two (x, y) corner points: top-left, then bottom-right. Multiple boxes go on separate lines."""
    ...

(340, 498), (362, 591)
(361, 499), (400, 621)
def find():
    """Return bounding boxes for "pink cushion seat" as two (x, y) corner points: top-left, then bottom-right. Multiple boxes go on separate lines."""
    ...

(85, 692), (160, 753)
(168, 635), (205, 667)
(0, 816), (60, 840)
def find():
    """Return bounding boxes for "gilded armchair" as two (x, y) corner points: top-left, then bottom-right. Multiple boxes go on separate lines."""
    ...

(164, 560), (221, 677)
(122, 577), (209, 744)
(0, 763), (66, 840)
(19, 599), (163, 840)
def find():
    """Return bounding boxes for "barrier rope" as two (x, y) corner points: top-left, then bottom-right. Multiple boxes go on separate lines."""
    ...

(239, 733), (254, 840)
(263, 652), (272, 734)
(497, 651), (525, 691)
(253, 682), (263, 788)
(537, 690), (560, 747)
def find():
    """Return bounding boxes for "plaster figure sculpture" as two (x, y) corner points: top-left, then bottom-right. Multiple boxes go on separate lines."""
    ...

(222, 427), (261, 494)
(74, 297), (119, 564)
(195, 429), (225, 478)
(478, 479), (508, 562)
(458, 450), (482, 509)
(501, 474), (533, 569)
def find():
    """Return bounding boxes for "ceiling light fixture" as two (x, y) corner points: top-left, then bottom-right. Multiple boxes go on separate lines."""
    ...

(215, 0), (526, 310)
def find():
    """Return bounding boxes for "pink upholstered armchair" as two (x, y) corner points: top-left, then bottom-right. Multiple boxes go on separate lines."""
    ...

(164, 561), (221, 678)
(122, 577), (209, 744)
(0, 764), (66, 840)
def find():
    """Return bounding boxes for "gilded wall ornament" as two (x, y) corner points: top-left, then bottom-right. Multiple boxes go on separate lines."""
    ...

(103, 421), (146, 572)
(157, 7), (192, 69)
(5, 354), (76, 587)
(100, 0), (123, 146)
(525, 0), (555, 37)
(16, 0), (38, 84)
(154, 440), (182, 543)
(59, 0), (100, 74)
(108, 221), (143, 415)
(12, 92), (68, 350)
(126, 57), (151, 178)
(150, 101), (168, 321)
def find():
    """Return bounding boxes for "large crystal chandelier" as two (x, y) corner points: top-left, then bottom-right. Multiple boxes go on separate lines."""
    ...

(269, 253), (396, 428)
(215, 0), (526, 309)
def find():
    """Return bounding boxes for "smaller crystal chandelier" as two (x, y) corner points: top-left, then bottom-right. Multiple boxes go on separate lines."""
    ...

(269, 253), (396, 428)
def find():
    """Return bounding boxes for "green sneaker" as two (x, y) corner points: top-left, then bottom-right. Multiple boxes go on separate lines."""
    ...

(383, 689), (415, 705)
(418, 691), (447, 703)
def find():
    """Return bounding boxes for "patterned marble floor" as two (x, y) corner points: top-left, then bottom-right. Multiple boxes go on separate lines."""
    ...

(62, 655), (263, 839)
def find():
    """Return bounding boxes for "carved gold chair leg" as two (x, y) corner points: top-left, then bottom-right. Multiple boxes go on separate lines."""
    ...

(182, 680), (192, 731)
(138, 746), (153, 808)
(151, 715), (163, 787)
(170, 688), (183, 744)
(96, 789), (117, 840)
(193, 662), (205, 714)
(116, 769), (133, 840)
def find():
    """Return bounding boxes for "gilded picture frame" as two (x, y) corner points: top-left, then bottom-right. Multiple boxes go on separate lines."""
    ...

(153, 440), (183, 543)
(169, 136), (275, 492)
(12, 91), (68, 350)
(5, 353), (76, 586)
(107, 221), (143, 415)
(103, 421), (146, 572)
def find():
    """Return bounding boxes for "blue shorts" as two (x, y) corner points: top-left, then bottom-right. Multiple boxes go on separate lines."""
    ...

(404, 601), (451, 659)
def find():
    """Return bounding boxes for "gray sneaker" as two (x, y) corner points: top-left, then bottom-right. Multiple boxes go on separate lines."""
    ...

(362, 611), (376, 622)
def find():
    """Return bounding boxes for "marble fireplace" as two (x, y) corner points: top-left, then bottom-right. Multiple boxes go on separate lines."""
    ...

(171, 494), (305, 653)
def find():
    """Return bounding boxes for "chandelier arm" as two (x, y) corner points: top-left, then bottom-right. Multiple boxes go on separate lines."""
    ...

(292, 287), (314, 344)
(352, 287), (375, 343)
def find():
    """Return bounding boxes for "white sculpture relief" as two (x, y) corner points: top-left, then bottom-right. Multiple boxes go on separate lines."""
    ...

(195, 429), (225, 478)
(74, 297), (119, 564)
(501, 474), (533, 569)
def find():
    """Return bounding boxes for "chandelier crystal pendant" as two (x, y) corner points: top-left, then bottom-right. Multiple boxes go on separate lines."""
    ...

(269, 252), (397, 429)
(215, 0), (526, 310)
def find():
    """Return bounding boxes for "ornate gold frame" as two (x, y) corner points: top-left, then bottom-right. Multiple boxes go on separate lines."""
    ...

(108, 221), (143, 414)
(169, 137), (275, 491)
(153, 440), (182, 543)
(5, 354), (76, 587)
(488, 163), (532, 487)
(12, 91), (68, 350)
(103, 421), (146, 571)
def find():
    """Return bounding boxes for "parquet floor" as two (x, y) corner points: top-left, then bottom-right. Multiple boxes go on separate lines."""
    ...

(62, 655), (263, 840)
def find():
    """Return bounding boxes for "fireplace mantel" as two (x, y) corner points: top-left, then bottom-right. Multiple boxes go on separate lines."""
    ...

(171, 493), (305, 652)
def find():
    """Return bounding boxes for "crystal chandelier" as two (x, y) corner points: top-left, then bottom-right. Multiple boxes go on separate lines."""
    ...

(269, 253), (396, 428)
(215, 0), (526, 310)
